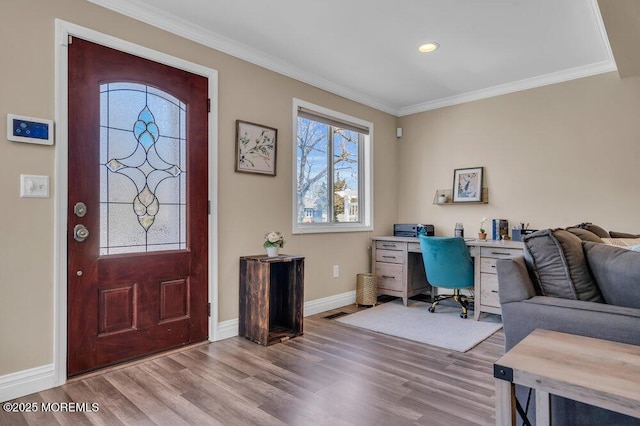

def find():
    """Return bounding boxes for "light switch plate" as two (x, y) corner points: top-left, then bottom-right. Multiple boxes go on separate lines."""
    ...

(20, 174), (49, 198)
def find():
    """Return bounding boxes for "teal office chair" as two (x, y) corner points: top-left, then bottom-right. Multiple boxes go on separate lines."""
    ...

(418, 235), (474, 318)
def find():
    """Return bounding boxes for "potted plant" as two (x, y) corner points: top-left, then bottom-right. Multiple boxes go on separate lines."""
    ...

(263, 231), (284, 257)
(478, 217), (487, 240)
(437, 192), (447, 204)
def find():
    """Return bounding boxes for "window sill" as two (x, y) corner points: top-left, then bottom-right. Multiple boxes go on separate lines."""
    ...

(292, 223), (373, 235)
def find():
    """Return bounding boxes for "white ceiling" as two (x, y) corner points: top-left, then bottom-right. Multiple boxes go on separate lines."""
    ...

(88, 0), (616, 116)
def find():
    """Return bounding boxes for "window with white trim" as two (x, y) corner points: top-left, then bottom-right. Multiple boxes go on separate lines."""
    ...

(293, 99), (373, 234)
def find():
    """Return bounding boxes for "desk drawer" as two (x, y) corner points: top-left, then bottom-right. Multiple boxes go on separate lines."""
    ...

(408, 242), (421, 253)
(480, 247), (521, 259)
(480, 273), (500, 307)
(376, 241), (403, 251)
(375, 263), (403, 291)
(480, 257), (499, 274)
(375, 249), (405, 264)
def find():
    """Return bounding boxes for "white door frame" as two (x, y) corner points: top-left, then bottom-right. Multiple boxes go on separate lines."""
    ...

(54, 20), (219, 385)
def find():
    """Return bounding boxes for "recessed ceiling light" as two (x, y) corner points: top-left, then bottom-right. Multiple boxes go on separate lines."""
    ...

(418, 42), (440, 53)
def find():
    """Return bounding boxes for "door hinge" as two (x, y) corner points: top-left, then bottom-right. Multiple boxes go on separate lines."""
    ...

(207, 98), (211, 113)
(207, 200), (211, 214)
(207, 303), (211, 317)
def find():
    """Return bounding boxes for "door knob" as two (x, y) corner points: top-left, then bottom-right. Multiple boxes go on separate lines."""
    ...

(74, 224), (89, 242)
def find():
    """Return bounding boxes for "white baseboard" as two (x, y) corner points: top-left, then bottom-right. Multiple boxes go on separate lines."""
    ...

(1, 291), (357, 400)
(214, 290), (356, 341)
(303, 290), (356, 316)
(0, 364), (56, 403)
(215, 318), (239, 341)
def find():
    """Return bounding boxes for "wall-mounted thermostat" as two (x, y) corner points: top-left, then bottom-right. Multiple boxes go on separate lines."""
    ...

(7, 114), (54, 145)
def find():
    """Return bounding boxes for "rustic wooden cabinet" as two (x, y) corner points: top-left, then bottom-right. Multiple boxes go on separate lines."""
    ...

(239, 255), (304, 345)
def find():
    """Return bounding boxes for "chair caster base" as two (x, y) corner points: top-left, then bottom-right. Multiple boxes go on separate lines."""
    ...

(427, 288), (473, 318)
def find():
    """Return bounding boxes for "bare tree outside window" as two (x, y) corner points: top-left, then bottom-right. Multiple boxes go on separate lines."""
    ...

(296, 117), (360, 224)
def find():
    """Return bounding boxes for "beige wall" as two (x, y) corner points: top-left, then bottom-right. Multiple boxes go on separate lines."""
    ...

(0, 0), (399, 376)
(398, 71), (640, 237)
(4, 0), (638, 381)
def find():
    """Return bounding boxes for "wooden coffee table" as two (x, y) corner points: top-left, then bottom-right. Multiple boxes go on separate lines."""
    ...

(494, 329), (640, 425)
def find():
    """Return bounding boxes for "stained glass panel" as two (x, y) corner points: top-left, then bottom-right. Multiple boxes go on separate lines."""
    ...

(99, 82), (187, 255)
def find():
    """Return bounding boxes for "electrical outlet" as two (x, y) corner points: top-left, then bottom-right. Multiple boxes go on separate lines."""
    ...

(333, 265), (339, 278)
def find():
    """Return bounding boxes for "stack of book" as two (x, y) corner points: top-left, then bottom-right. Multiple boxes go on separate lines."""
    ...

(492, 219), (509, 240)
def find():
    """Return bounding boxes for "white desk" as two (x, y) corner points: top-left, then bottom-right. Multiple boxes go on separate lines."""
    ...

(371, 236), (524, 320)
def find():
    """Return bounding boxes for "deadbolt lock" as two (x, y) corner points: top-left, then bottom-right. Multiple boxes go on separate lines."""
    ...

(74, 202), (87, 218)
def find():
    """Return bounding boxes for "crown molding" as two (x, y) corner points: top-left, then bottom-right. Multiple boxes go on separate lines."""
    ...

(398, 60), (617, 116)
(85, 0), (401, 116)
(589, 0), (617, 67)
(399, 0), (617, 116)
(87, 0), (616, 118)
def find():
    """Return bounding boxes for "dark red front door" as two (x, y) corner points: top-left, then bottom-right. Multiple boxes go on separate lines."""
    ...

(67, 38), (209, 376)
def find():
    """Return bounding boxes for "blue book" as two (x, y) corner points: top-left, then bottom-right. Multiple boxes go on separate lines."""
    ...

(492, 219), (508, 240)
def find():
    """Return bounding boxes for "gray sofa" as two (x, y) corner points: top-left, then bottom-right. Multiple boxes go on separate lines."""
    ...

(496, 228), (640, 425)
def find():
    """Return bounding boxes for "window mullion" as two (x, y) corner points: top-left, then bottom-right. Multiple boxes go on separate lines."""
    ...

(327, 126), (334, 224)
(358, 133), (364, 223)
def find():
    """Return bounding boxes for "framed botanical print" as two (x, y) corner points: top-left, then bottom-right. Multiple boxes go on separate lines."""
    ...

(235, 120), (278, 176)
(453, 167), (483, 202)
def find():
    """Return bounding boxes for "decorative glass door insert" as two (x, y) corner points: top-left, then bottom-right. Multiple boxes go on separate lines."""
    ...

(99, 82), (187, 255)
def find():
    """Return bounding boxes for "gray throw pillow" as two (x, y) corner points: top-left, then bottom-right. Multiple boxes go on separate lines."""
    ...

(584, 242), (640, 309)
(523, 229), (603, 302)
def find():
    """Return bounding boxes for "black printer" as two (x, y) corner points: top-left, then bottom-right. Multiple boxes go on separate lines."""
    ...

(393, 223), (435, 237)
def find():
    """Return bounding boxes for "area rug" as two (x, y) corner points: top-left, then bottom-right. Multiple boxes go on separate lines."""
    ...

(336, 299), (502, 352)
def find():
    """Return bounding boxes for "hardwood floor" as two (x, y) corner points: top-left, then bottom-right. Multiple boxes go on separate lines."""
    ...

(1, 302), (504, 425)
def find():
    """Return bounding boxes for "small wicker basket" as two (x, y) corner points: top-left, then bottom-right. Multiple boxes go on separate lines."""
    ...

(356, 273), (377, 306)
